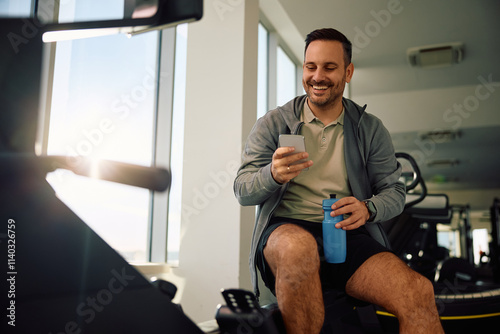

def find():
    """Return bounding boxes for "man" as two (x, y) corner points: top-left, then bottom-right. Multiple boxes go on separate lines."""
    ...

(234, 28), (443, 333)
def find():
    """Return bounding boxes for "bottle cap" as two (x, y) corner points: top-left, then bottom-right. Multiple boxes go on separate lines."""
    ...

(330, 194), (336, 199)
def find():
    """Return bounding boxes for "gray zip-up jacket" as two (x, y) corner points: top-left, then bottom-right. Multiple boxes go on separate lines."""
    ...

(234, 95), (405, 296)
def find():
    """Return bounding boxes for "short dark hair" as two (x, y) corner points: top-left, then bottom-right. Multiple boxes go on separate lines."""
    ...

(304, 28), (352, 67)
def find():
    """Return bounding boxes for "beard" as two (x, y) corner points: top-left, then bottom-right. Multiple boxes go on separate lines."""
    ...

(303, 77), (347, 109)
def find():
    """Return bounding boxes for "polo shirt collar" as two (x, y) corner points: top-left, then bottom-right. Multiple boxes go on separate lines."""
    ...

(302, 99), (344, 126)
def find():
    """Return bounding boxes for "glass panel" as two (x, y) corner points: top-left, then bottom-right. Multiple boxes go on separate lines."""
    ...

(166, 23), (188, 265)
(57, 0), (124, 22)
(36, 0), (158, 23)
(472, 228), (489, 265)
(257, 23), (268, 119)
(0, 0), (32, 17)
(45, 26), (159, 262)
(276, 46), (296, 107)
(437, 230), (461, 258)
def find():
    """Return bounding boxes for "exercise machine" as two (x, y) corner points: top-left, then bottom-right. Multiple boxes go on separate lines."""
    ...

(1, 2), (206, 332)
(378, 154), (500, 333)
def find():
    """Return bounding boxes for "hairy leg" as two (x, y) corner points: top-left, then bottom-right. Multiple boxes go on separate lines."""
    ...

(264, 224), (324, 334)
(346, 252), (444, 334)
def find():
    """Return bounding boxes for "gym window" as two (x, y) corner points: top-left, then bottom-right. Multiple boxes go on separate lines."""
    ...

(34, 1), (186, 265)
(257, 20), (302, 118)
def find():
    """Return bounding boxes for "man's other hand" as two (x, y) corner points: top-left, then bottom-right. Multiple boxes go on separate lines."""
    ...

(330, 196), (370, 230)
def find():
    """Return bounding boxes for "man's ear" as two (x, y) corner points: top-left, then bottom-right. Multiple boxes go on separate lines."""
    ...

(345, 62), (354, 83)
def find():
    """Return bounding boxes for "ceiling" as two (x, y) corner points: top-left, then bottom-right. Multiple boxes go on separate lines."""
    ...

(277, 0), (500, 94)
(275, 0), (500, 204)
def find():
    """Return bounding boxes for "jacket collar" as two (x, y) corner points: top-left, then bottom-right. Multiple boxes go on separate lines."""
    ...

(277, 95), (367, 131)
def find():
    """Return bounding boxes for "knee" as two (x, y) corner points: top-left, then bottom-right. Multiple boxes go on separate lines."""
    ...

(409, 273), (436, 306)
(265, 225), (320, 277)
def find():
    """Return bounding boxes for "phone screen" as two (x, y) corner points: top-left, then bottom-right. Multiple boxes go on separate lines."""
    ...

(278, 134), (309, 170)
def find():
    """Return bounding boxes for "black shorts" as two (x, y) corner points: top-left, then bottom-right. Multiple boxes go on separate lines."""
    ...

(256, 217), (391, 295)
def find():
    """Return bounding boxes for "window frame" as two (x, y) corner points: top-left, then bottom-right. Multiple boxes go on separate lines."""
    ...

(258, 16), (303, 114)
(36, 3), (182, 265)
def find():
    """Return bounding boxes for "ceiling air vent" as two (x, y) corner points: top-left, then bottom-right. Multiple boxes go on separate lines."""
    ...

(407, 42), (464, 68)
(426, 159), (460, 168)
(419, 129), (461, 143)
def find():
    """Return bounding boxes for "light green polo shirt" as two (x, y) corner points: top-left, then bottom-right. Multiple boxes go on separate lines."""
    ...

(273, 101), (352, 222)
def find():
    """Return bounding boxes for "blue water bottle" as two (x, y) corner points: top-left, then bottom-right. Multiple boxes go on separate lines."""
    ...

(322, 194), (346, 263)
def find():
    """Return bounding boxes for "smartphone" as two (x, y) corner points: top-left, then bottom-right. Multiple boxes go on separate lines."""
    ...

(278, 134), (309, 171)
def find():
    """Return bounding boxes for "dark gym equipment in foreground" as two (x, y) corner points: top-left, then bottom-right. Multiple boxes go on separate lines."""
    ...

(1, 1), (203, 332)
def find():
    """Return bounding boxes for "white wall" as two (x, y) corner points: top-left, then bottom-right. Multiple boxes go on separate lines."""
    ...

(352, 80), (500, 134)
(159, 0), (259, 324)
(351, 76), (500, 225)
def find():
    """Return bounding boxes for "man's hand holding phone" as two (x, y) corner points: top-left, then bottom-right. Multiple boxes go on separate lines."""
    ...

(271, 135), (313, 184)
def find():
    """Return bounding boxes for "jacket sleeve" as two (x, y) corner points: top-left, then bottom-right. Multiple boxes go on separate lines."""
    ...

(364, 117), (406, 222)
(234, 116), (284, 206)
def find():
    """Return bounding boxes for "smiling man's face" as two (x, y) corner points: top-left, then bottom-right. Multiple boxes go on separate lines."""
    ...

(302, 40), (353, 111)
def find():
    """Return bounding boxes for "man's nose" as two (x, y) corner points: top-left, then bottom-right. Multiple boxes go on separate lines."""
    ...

(312, 68), (326, 82)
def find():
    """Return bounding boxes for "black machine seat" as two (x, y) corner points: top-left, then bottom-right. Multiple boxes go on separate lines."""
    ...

(405, 193), (452, 224)
(383, 193), (452, 263)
